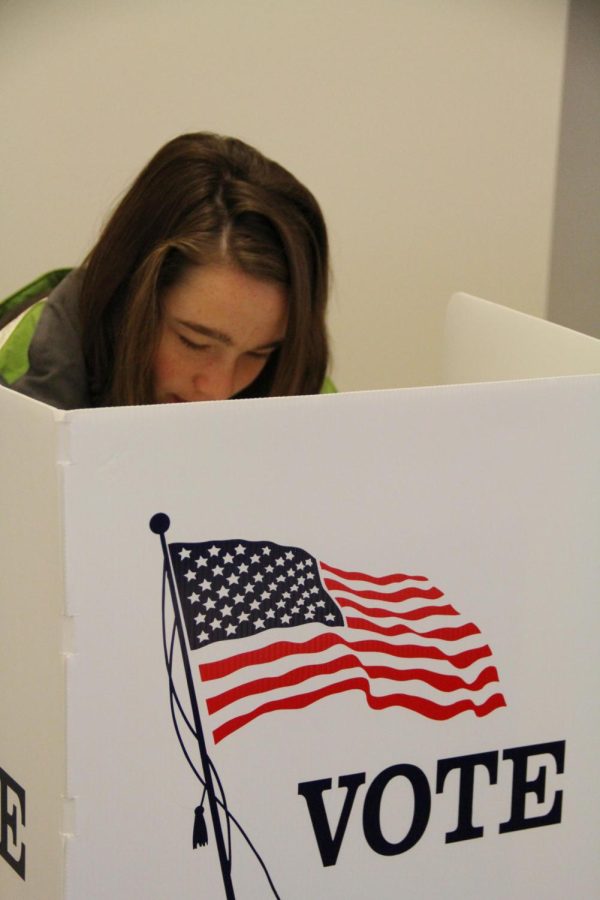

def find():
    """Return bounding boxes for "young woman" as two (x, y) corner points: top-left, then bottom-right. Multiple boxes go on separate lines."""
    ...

(0, 132), (333, 409)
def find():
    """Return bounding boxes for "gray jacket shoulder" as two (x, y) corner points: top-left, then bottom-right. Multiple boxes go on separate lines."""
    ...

(11, 269), (90, 409)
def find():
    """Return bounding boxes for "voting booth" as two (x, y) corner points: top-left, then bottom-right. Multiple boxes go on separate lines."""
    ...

(1, 297), (599, 898)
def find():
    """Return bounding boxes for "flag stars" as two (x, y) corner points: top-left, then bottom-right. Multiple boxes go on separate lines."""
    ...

(175, 540), (344, 652)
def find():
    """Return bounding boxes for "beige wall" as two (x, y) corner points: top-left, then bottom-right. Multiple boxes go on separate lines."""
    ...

(1, 0), (568, 390)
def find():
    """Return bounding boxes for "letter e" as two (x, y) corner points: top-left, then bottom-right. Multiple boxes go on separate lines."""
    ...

(499, 740), (565, 833)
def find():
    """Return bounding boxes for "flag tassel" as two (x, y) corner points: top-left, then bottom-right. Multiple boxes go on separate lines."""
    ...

(193, 804), (209, 848)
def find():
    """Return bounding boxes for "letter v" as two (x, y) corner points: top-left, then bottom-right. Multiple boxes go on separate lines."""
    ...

(298, 773), (366, 867)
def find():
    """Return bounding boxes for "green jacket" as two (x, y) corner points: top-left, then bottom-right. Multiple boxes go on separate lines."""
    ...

(0, 270), (336, 408)
(0, 270), (90, 408)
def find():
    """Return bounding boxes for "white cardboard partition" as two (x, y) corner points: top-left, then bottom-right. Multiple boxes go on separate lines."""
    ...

(1, 371), (599, 899)
(443, 292), (600, 383)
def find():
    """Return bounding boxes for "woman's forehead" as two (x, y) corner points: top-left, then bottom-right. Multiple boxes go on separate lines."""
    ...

(163, 264), (288, 347)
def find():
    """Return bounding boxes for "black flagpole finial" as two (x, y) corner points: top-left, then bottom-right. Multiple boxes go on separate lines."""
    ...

(149, 512), (170, 535)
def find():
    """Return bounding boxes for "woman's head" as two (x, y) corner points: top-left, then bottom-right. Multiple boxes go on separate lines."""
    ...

(79, 132), (329, 406)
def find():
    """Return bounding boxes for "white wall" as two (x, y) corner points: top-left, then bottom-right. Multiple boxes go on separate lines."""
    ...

(1, 0), (568, 390)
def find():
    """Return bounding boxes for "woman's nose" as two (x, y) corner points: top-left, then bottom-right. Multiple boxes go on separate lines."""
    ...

(193, 360), (236, 401)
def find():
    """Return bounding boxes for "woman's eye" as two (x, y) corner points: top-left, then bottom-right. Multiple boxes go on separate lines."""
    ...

(248, 349), (274, 361)
(179, 334), (209, 351)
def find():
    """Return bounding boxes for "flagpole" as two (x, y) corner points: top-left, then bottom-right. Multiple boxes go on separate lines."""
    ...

(150, 513), (235, 900)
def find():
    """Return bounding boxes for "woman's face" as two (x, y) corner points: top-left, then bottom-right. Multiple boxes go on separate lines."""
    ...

(153, 263), (288, 403)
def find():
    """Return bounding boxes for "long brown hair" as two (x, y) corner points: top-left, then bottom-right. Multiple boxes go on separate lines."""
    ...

(79, 133), (329, 406)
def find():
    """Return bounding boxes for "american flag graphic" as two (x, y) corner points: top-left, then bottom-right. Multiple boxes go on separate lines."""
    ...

(168, 539), (506, 744)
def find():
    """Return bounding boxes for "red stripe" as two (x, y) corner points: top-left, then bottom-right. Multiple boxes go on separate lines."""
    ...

(319, 562), (429, 585)
(340, 601), (460, 622)
(323, 577), (444, 603)
(199, 633), (492, 682)
(337, 597), (458, 621)
(206, 655), (502, 714)
(212, 679), (507, 743)
(333, 596), (452, 619)
(345, 615), (481, 641)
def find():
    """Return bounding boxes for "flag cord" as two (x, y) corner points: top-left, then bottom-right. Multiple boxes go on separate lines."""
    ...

(161, 562), (281, 899)
(163, 601), (232, 860)
(157, 547), (235, 900)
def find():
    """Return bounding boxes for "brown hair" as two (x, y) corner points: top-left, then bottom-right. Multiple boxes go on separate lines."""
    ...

(79, 132), (330, 406)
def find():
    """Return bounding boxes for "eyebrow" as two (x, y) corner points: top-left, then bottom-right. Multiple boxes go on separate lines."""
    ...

(175, 319), (284, 351)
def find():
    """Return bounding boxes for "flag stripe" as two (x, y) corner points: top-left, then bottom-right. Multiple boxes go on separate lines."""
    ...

(330, 595), (454, 620)
(344, 615), (481, 641)
(336, 598), (459, 621)
(206, 655), (503, 714)
(322, 577), (444, 603)
(212, 677), (507, 743)
(320, 562), (429, 585)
